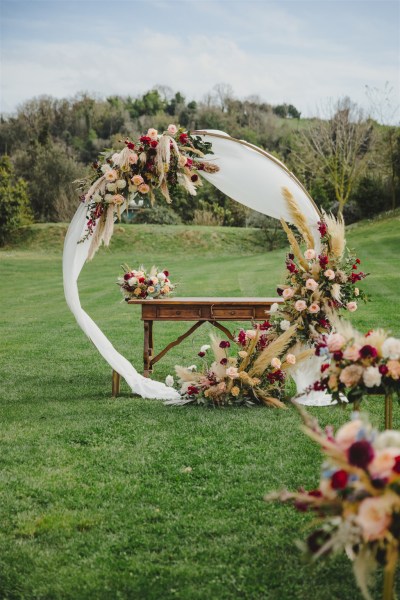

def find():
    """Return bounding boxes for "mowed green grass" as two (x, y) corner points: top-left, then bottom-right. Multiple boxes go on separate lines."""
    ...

(1, 216), (400, 600)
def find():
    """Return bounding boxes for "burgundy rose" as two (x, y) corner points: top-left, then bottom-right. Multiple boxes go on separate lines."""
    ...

(186, 158), (193, 167)
(139, 135), (151, 144)
(333, 351), (343, 361)
(198, 351), (205, 358)
(360, 345), (378, 359)
(138, 277), (145, 283)
(187, 385), (199, 395)
(317, 221), (328, 237)
(313, 380), (327, 391)
(286, 262), (297, 273)
(260, 321), (271, 330)
(127, 142), (135, 150)
(348, 440), (374, 469)
(163, 270), (169, 276)
(277, 287), (284, 296)
(219, 340), (230, 349)
(331, 469), (348, 490)
(288, 253), (295, 260)
(319, 254), (329, 268)
(372, 477), (388, 488)
(318, 318), (331, 330)
(356, 258), (361, 264)
(379, 364), (389, 375)
(179, 133), (188, 144)
(237, 330), (246, 346)
(321, 363), (330, 373)
(191, 174), (199, 182)
(352, 264), (358, 270)
(220, 358), (228, 365)
(123, 273), (132, 281)
(197, 163), (205, 171)
(393, 457), (400, 474)
(150, 140), (158, 148)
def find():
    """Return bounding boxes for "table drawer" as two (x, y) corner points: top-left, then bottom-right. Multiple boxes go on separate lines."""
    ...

(211, 307), (255, 319)
(156, 306), (202, 319)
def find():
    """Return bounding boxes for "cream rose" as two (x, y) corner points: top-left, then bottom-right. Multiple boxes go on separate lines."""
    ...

(363, 366), (382, 388)
(147, 128), (158, 140)
(269, 302), (279, 313)
(357, 495), (393, 541)
(376, 430), (400, 449)
(127, 277), (138, 286)
(271, 357), (282, 369)
(238, 350), (248, 358)
(324, 269), (335, 280)
(387, 360), (400, 380)
(147, 286), (155, 294)
(354, 287), (360, 297)
(105, 169), (118, 182)
(107, 182), (117, 192)
(282, 287), (295, 299)
(226, 367), (239, 379)
(117, 179), (126, 189)
(304, 249), (316, 260)
(167, 124), (177, 135)
(382, 337), (400, 360)
(339, 364), (364, 387)
(286, 354), (296, 365)
(294, 300), (307, 312)
(306, 278), (318, 291)
(280, 319), (290, 331)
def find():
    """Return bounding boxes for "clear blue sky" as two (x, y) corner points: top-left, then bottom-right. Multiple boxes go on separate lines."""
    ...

(1, 0), (399, 120)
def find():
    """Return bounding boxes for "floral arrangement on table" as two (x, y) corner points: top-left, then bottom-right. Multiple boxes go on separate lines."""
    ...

(267, 410), (400, 600)
(77, 125), (219, 259)
(165, 321), (308, 408)
(269, 188), (368, 347)
(117, 265), (175, 300)
(312, 321), (400, 405)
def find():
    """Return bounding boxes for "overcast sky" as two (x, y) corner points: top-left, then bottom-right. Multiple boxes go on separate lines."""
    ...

(1, 0), (399, 120)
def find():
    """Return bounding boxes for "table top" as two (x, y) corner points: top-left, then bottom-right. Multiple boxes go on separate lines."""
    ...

(127, 297), (282, 305)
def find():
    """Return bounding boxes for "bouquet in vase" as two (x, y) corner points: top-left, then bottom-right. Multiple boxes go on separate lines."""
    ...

(117, 265), (175, 300)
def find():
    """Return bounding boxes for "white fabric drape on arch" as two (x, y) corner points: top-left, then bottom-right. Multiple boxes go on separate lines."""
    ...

(63, 130), (324, 401)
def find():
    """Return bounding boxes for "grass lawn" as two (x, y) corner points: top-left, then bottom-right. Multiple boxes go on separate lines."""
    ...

(1, 215), (400, 599)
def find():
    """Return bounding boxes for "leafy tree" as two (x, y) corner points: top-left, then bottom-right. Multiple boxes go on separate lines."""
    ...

(0, 156), (32, 245)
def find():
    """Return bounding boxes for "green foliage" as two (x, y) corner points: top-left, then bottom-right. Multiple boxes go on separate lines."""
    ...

(133, 204), (182, 225)
(0, 155), (32, 245)
(0, 216), (399, 599)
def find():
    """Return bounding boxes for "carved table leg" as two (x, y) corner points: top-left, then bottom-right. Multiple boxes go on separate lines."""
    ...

(112, 370), (120, 397)
(144, 320), (153, 377)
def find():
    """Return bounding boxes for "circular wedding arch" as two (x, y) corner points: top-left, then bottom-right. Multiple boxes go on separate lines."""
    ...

(63, 130), (322, 401)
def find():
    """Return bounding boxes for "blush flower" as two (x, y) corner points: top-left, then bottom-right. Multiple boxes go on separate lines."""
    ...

(327, 333), (345, 352)
(271, 357), (282, 369)
(132, 175), (144, 186)
(304, 249), (316, 260)
(382, 337), (400, 360)
(306, 278), (319, 291)
(295, 300), (307, 312)
(347, 301), (358, 312)
(105, 169), (118, 182)
(286, 354), (296, 365)
(343, 344), (362, 361)
(324, 269), (335, 280)
(387, 360), (400, 380)
(147, 128), (158, 140)
(369, 448), (400, 479)
(363, 366), (382, 388)
(339, 364), (364, 387)
(138, 183), (150, 194)
(245, 330), (257, 339)
(167, 124), (177, 135)
(335, 419), (363, 450)
(226, 367), (239, 379)
(282, 287), (295, 299)
(308, 302), (320, 314)
(357, 495), (393, 541)
(128, 152), (138, 164)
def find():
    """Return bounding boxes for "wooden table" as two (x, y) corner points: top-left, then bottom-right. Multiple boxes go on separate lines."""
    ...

(112, 297), (283, 396)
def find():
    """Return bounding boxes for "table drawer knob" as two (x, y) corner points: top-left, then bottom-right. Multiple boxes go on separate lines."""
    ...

(230, 310), (236, 315)
(175, 310), (181, 315)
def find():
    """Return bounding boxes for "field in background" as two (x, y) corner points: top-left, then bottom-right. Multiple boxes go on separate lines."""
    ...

(1, 214), (399, 599)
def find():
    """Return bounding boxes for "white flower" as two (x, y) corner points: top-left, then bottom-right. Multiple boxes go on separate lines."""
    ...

(165, 375), (174, 387)
(157, 272), (166, 280)
(354, 287), (360, 297)
(107, 182), (117, 192)
(306, 278), (318, 291)
(376, 430), (400, 449)
(117, 179), (126, 189)
(167, 124), (177, 135)
(271, 357), (282, 369)
(270, 302), (279, 313)
(280, 319), (290, 331)
(200, 344), (210, 353)
(104, 193), (114, 201)
(101, 164), (111, 173)
(363, 366), (382, 388)
(127, 277), (138, 286)
(112, 152), (121, 165)
(382, 337), (400, 360)
(92, 193), (102, 203)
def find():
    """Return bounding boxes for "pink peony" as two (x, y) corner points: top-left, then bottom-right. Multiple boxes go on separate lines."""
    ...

(387, 360), (400, 380)
(308, 302), (320, 314)
(369, 448), (400, 479)
(327, 333), (345, 352)
(282, 287), (295, 299)
(304, 249), (316, 260)
(324, 269), (335, 280)
(335, 419), (363, 450)
(347, 301), (358, 312)
(294, 300), (307, 312)
(343, 344), (362, 362)
(306, 278), (319, 291)
(167, 124), (177, 135)
(357, 495), (393, 541)
(339, 364), (364, 387)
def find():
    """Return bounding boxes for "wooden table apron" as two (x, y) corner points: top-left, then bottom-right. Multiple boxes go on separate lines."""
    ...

(111, 297), (283, 396)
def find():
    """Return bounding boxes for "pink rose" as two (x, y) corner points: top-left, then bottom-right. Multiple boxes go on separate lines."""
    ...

(131, 175), (144, 186)
(357, 495), (393, 541)
(335, 419), (364, 450)
(294, 300), (307, 312)
(308, 302), (320, 314)
(343, 344), (361, 361)
(347, 301), (358, 312)
(285, 353), (296, 365)
(306, 278), (318, 291)
(304, 249), (316, 260)
(271, 357), (282, 369)
(128, 152), (138, 164)
(105, 169), (118, 182)
(369, 448), (400, 479)
(324, 269), (335, 280)
(339, 364), (364, 387)
(226, 367), (239, 379)
(138, 183), (150, 194)
(245, 330), (257, 339)
(327, 333), (345, 352)
(167, 124), (177, 135)
(387, 360), (400, 380)
(282, 287), (295, 299)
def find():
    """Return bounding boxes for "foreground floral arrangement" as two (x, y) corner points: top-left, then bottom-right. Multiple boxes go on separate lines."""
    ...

(270, 188), (368, 346)
(166, 322), (310, 408)
(77, 125), (219, 259)
(117, 265), (175, 300)
(313, 321), (400, 405)
(267, 410), (400, 600)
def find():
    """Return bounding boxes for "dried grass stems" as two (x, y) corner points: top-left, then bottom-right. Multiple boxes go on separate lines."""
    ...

(281, 187), (315, 249)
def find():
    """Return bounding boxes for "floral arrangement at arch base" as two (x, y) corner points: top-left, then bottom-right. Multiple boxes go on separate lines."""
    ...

(312, 321), (400, 427)
(117, 265), (175, 300)
(269, 187), (369, 347)
(76, 125), (219, 260)
(165, 321), (311, 408)
(266, 409), (400, 600)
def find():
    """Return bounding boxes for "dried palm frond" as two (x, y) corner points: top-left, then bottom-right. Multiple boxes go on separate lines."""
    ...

(202, 162), (220, 173)
(160, 180), (172, 203)
(102, 204), (115, 246)
(255, 389), (287, 409)
(87, 212), (106, 261)
(177, 173), (197, 195)
(281, 347), (315, 373)
(327, 314), (364, 345)
(179, 145), (204, 157)
(282, 186), (315, 249)
(280, 219), (309, 271)
(210, 334), (228, 364)
(331, 283), (342, 302)
(175, 365), (201, 383)
(249, 324), (297, 376)
(362, 329), (388, 356)
(322, 210), (346, 259)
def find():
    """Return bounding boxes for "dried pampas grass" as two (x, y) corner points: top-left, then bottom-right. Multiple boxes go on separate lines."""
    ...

(322, 211), (346, 259)
(249, 325), (297, 377)
(280, 219), (309, 271)
(282, 187), (315, 249)
(175, 365), (201, 383)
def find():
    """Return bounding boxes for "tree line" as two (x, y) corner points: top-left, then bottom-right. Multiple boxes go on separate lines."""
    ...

(0, 84), (399, 244)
